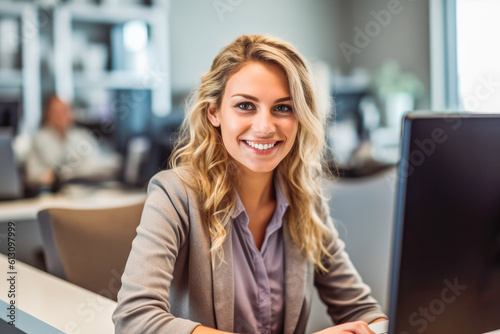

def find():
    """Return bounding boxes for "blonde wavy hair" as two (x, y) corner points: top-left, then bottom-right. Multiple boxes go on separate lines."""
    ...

(170, 34), (334, 272)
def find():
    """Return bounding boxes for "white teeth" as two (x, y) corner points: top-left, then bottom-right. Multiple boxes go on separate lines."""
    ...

(244, 140), (276, 150)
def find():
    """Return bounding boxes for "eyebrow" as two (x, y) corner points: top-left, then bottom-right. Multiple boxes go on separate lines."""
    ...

(230, 94), (291, 103)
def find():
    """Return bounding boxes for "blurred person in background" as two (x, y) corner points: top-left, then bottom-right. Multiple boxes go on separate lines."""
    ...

(26, 95), (121, 193)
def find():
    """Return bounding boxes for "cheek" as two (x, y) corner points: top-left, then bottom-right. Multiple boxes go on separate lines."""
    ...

(223, 123), (240, 138)
(284, 120), (299, 143)
(221, 114), (249, 141)
(283, 122), (299, 155)
(219, 123), (241, 154)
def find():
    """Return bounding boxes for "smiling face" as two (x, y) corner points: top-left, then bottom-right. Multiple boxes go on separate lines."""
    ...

(207, 61), (299, 175)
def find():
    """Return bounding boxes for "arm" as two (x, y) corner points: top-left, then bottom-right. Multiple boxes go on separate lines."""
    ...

(192, 325), (240, 334)
(370, 318), (387, 324)
(112, 171), (201, 333)
(314, 199), (388, 325)
(25, 134), (55, 186)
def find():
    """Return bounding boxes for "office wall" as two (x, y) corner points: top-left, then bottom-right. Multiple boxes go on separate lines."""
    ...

(169, 0), (430, 108)
(169, 0), (342, 97)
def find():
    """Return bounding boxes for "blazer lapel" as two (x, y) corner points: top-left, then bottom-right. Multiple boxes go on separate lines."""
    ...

(283, 221), (307, 334)
(212, 225), (234, 332)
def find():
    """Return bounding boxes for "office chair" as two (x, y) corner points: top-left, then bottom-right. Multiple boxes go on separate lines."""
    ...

(37, 201), (145, 301)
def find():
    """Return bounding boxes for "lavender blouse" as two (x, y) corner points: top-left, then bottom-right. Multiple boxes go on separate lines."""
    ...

(231, 175), (289, 334)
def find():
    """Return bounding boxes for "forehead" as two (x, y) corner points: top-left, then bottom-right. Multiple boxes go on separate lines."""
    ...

(224, 61), (290, 98)
(48, 99), (66, 110)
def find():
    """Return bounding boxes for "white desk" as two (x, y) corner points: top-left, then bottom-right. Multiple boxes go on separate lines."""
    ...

(369, 320), (389, 334)
(0, 254), (116, 333)
(0, 183), (146, 222)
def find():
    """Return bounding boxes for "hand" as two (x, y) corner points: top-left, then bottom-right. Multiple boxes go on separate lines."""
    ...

(314, 321), (375, 334)
(192, 325), (239, 334)
(40, 169), (56, 186)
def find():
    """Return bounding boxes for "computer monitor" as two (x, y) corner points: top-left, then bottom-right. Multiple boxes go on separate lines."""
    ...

(0, 101), (19, 135)
(389, 112), (500, 334)
(0, 129), (22, 199)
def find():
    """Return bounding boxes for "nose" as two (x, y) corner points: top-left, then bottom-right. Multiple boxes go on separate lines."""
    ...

(253, 110), (275, 137)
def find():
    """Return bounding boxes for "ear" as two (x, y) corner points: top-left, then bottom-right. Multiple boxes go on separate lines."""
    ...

(207, 103), (221, 127)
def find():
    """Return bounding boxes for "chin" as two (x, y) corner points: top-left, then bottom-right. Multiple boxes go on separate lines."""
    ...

(232, 158), (275, 174)
(244, 163), (278, 174)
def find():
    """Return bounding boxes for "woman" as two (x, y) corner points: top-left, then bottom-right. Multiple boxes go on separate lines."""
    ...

(113, 34), (387, 334)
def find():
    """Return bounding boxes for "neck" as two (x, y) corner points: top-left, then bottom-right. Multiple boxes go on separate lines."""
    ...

(235, 165), (275, 211)
(48, 125), (67, 139)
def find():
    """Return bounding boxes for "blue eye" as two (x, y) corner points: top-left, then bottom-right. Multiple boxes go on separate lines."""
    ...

(236, 102), (255, 110)
(274, 104), (292, 112)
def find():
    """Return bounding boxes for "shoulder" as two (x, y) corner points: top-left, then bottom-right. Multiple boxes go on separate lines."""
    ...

(147, 166), (200, 208)
(149, 166), (194, 191)
(30, 128), (58, 152)
(33, 127), (55, 142)
(144, 167), (204, 243)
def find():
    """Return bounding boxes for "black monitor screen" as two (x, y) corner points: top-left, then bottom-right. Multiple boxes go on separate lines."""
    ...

(0, 101), (19, 135)
(390, 113), (500, 334)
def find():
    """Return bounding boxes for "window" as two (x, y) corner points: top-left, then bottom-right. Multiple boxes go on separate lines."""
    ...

(456, 0), (500, 112)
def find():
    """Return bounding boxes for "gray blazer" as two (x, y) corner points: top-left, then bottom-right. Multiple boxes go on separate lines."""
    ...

(113, 168), (386, 333)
